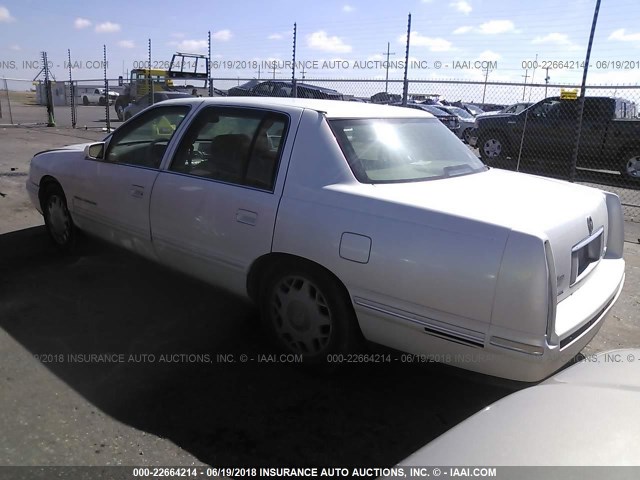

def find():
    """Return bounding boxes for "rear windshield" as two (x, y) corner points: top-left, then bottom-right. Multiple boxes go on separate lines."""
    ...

(329, 118), (486, 183)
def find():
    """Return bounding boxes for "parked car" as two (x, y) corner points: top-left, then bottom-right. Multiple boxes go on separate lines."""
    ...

(227, 80), (344, 100)
(27, 97), (625, 382)
(79, 88), (119, 106)
(122, 91), (194, 120)
(395, 102), (460, 133)
(475, 102), (533, 119)
(393, 349), (640, 467)
(435, 105), (476, 143)
(472, 96), (640, 180)
(370, 92), (401, 104)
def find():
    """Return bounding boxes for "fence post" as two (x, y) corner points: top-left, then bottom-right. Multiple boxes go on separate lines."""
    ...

(5, 79), (13, 124)
(103, 45), (111, 132)
(291, 23), (297, 98)
(68, 49), (76, 128)
(208, 31), (213, 97)
(401, 13), (411, 106)
(570, 0), (601, 183)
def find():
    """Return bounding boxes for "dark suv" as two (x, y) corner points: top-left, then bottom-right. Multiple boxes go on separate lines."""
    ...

(227, 80), (344, 100)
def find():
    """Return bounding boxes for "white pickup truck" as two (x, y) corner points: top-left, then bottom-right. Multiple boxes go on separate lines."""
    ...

(79, 88), (119, 106)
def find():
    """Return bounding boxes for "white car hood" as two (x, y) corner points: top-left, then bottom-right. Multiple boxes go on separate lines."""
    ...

(394, 349), (640, 466)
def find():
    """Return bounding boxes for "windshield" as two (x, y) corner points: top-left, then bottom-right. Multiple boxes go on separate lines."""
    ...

(330, 118), (487, 183)
(420, 105), (447, 116)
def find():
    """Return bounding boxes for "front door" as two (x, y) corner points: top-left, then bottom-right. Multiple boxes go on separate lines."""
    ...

(71, 104), (191, 258)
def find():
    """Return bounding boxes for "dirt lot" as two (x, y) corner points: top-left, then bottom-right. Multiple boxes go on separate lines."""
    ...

(1, 126), (639, 468)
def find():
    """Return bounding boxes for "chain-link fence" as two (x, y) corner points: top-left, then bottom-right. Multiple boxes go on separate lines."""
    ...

(3, 73), (639, 221)
(0, 78), (49, 126)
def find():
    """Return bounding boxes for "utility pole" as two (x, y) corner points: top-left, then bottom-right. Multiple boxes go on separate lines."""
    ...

(300, 66), (306, 80)
(544, 67), (550, 97)
(521, 70), (529, 100)
(481, 66), (492, 105)
(383, 42), (396, 93)
(255, 66), (261, 80)
(271, 63), (279, 79)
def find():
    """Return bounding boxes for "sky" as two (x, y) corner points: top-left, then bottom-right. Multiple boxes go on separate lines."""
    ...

(1, 0), (639, 95)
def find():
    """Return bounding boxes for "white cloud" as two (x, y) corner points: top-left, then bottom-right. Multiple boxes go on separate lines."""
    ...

(0, 6), (15, 22)
(211, 29), (232, 41)
(478, 20), (517, 35)
(9, 44), (20, 51)
(307, 30), (352, 53)
(343, 4), (354, 12)
(453, 26), (473, 34)
(531, 32), (581, 50)
(171, 39), (208, 53)
(74, 17), (91, 29)
(477, 50), (502, 61)
(398, 31), (453, 52)
(608, 28), (640, 42)
(268, 33), (283, 40)
(95, 21), (121, 33)
(117, 40), (135, 48)
(450, 1), (472, 15)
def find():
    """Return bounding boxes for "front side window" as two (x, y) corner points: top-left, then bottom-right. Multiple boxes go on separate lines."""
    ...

(105, 106), (189, 168)
(170, 107), (289, 191)
(330, 118), (486, 183)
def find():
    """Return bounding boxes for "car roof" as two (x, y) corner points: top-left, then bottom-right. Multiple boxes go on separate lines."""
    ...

(161, 97), (436, 119)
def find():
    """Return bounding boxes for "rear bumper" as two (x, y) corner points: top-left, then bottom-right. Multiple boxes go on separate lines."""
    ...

(354, 258), (625, 382)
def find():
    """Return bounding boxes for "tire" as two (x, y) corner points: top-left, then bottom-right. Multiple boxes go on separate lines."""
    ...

(82, 96), (89, 106)
(259, 261), (361, 365)
(620, 150), (640, 181)
(124, 112), (132, 121)
(42, 183), (76, 252)
(478, 132), (511, 167)
(115, 102), (125, 121)
(98, 97), (105, 106)
(462, 128), (473, 144)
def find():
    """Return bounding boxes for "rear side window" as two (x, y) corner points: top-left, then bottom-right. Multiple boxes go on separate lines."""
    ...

(170, 107), (289, 191)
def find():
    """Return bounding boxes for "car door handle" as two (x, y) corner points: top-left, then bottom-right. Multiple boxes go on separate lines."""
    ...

(130, 184), (144, 198)
(236, 209), (257, 226)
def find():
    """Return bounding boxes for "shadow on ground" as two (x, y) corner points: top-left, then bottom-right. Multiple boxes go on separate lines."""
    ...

(0, 227), (519, 467)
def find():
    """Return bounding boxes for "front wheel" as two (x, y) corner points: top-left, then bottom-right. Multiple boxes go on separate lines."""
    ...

(115, 101), (126, 121)
(620, 151), (640, 181)
(42, 183), (76, 251)
(478, 132), (511, 167)
(259, 262), (361, 364)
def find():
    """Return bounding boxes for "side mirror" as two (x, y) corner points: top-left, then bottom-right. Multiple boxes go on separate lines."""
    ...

(84, 142), (105, 160)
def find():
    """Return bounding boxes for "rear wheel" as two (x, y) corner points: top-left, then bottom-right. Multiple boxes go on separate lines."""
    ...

(42, 183), (76, 251)
(620, 151), (640, 181)
(259, 261), (361, 365)
(82, 96), (89, 106)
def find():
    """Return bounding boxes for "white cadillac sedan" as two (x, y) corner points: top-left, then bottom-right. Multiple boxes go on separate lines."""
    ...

(26, 97), (625, 382)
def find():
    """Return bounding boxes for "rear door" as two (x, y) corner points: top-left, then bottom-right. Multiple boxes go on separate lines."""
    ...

(149, 105), (303, 296)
